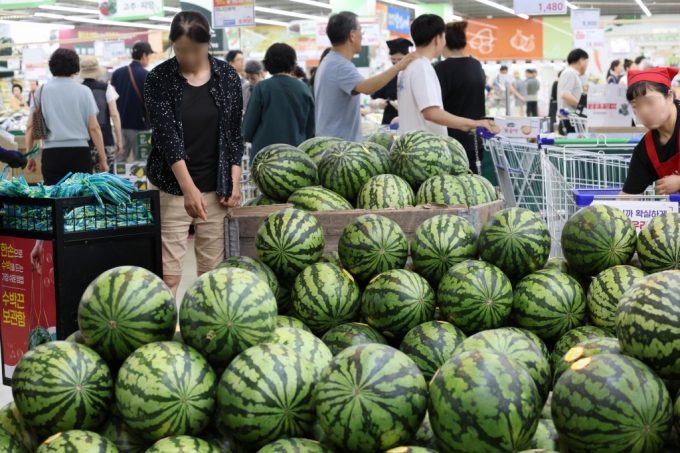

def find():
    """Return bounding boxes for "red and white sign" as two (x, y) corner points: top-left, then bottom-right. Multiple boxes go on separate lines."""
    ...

(360, 22), (380, 47)
(591, 201), (678, 233)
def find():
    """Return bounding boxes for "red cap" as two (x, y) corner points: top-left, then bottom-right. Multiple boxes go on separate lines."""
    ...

(628, 67), (679, 89)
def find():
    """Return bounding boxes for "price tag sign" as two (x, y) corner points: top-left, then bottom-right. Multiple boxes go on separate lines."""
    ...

(103, 41), (126, 60)
(213, 0), (255, 28)
(571, 8), (600, 30)
(514, 0), (567, 16)
(591, 200), (678, 233)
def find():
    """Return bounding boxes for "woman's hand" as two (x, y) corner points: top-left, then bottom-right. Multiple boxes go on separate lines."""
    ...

(655, 175), (680, 195)
(26, 158), (36, 173)
(184, 184), (208, 221)
(99, 161), (109, 173)
(221, 181), (241, 208)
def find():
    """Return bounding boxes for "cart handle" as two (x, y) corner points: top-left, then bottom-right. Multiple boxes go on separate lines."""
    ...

(538, 135), (640, 146)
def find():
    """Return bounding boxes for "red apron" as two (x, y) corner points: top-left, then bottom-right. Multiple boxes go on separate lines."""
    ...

(645, 129), (680, 177)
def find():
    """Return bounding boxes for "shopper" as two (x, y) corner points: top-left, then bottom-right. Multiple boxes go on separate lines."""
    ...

(145, 11), (243, 296)
(243, 43), (315, 163)
(368, 38), (412, 125)
(621, 68), (680, 195)
(494, 65), (521, 115)
(242, 60), (264, 114)
(27, 80), (39, 108)
(557, 48), (589, 134)
(620, 59), (637, 85)
(549, 70), (561, 129)
(293, 66), (308, 84)
(525, 69), (540, 117)
(80, 56), (123, 173)
(9, 84), (27, 109)
(309, 47), (330, 98)
(314, 12), (417, 142)
(513, 70), (527, 116)
(111, 41), (154, 161)
(607, 60), (623, 84)
(398, 15), (491, 138)
(25, 48), (107, 183)
(434, 21), (486, 172)
(227, 50), (247, 87)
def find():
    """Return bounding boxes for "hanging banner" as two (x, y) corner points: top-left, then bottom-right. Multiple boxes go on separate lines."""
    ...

(288, 20), (317, 36)
(514, 0), (567, 16)
(99, 0), (164, 21)
(585, 84), (632, 128)
(23, 48), (48, 81)
(387, 5), (410, 34)
(316, 22), (331, 47)
(213, 0), (255, 28)
(102, 41), (126, 59)
(361, 22), (381, 47)
(466, 18), (544, 60)
(571, 8), (600, 30)
(0, 0), (53, 8)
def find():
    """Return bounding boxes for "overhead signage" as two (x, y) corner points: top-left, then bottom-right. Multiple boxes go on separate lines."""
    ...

(387, 5), (410, 34)
(213, 0), (255, 28)
(571, 8), (600, 30)
(102, 41), (126, 60)
(514, 0), (567, 16)
(99, 0), (164, 21)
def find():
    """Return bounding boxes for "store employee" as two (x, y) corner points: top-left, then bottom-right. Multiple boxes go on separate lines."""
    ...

(369, 38), (413, 125)
(622, 67), (680, 195)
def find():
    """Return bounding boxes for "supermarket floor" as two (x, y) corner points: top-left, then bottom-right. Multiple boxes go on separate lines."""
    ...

(0, 239), (199, 408)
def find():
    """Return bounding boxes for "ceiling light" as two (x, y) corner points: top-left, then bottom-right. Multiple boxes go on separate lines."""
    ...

(378, 0), (416, 10)
(34, 12), (68, 19)
(163, 6), (182, 12)
(256, 18), (288, 27)
(450, 14), (463, 21)
(0, 19), (74, 29)
(150, 16), (173, 22)
(472, 0), (528, 20)
(39, 4), (99, 14)
(63, 16), (171, 30)
(253, 6), (324, 20)
(287, 0), (332, 9)
(566, 1), (578, 9)
(635, 0), (651, 16)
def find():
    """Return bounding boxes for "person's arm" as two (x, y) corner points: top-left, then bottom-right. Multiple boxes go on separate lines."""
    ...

(88, 115), (107, 173)
(306, 95), (315, 139)
(509, 83), (524, 102)
(422, 107), (490, 132)
(25, 113), (36, 172)
(171, 160), (207, 221)
(224, 68), (245, 208)
(621, 145), (658, 195)
(241, 84), (262, 143)
(561, 92), (580, 108)
(355, 53), (417, 95)
(109, 100), (123, 157)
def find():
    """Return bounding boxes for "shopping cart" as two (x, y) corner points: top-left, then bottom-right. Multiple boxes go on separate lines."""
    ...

(559, 109), (588, 135)
(240, 147), (260, 205)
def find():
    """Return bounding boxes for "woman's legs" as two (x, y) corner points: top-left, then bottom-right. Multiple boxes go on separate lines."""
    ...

(41, 147), (94, 185)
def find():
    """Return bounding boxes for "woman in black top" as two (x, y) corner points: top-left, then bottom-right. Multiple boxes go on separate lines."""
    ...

(145, 10), (244, 296)
(434, 21), (486, 173)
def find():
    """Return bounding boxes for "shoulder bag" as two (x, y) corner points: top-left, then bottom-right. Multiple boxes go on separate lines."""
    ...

(128, 65), (152, 128)
(31, 85), (49, 140)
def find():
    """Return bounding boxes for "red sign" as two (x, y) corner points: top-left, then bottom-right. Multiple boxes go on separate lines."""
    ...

(0, 237), (56, 381)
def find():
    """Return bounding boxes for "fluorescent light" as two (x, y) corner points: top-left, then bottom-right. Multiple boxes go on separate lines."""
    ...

(0, 19), (74, 29)
(253, 6), (323, 20)
(287, 0), (332, 10)
(63, 16), (171, 30)
(518, 13), (529, 19)
(450, 14), (463, 21)
(635, 0), (651, 16)
(164, 6), (182, 12)
(39, 4), (99, 14)
(34, 12), (68, 19)
(150, 16), (173, 22)
(472, 0), (528, 19)
(566, 1), (578, 9)
(256, 18), (288, 27)
(378, 0), (416, 10)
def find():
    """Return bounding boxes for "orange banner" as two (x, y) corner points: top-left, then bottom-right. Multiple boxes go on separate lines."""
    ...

(465, 18), (544, 61)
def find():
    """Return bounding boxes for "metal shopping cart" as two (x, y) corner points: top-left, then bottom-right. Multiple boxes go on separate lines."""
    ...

(559, 108), (588, 135)
(240, 147), (260, 205)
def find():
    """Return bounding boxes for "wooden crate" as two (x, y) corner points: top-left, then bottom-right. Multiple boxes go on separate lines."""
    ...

(224, 198), (506, 259)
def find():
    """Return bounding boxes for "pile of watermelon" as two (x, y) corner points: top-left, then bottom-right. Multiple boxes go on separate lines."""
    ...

(247, 131), (497, 211)
(7, 202), (680, 453)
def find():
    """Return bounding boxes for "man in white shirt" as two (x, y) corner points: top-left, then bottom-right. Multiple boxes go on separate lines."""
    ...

(557, 48), (589, 134)
(397, 14), (491, 135)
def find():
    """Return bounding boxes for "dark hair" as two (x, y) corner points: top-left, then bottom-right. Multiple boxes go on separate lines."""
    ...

(567, 48), (589, 65)
(12, 84), (22, 92)
(624, 59), (634, 70)
(263, 43), (297, 75)
(635, 56), (646, 65)
(411, 14), (445, 47)
(309, 48), (331, 89)
(500, 65), (508, 72)
(445, 21), (467, 50)
(244, 60), (263, 75)
(48, 48), (80, 77)
(169, 11), (211, 44)
(326, 12), (359, 46)
(294, 66), (306, 78)
(226, 50), (243, 63)
(608, 60), (621, 78)
(626, 81), (672, 102)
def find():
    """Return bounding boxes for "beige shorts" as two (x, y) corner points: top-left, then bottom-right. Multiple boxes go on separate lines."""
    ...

(157, 189), (232, 276)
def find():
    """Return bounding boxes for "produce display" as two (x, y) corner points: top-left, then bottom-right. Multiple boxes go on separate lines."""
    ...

(416, 174), (496, 208)
(251, 145), (318, 202)
(287, 186), (353, 212)
(636, 212), (680, 273)
(318, 141), (382, 205)
(355, 174), (414, 210)
(390, 131), (453, 189)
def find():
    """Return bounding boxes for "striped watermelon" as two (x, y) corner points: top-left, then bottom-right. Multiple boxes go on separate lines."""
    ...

(530, 419), (562, 451)
(636, 213), (680, 274)
(438, 260), (513, 334)
(385, 448), (437, 453)
(390, 131), (453, 189)
(200, 418), (248, 453)
(588, 266), (647, 333)
(414, 413), (438, 451)
(291, 263), (361, 335)
(562, 205), (637, 276)
(512, 270), (586, 343)
(37, 430), (117, 453)
(440, 135), (470, 176)
(399, 321), (467, 381)
(298, 137), (343, 165)
(416, 174), (495, 208)
(256, 208), (325, 280)
(98, 405), (149, 453)
(277, 315), (312, 333)
(452, 328), (552, 404)
(116, 342), (217, 442)
(0, 402), (38, 453)
(244, 194), (281, 207)
(78, 266), (176, 368)
(0, 427), (27, 453)
(410, 215), (478, 288)
(217, 344), (318, 449)
(552, 354), (672, 452)
(552, 336), (621, 386)
(320, 250), (342, 267)
(355, 174), (414, 210)
(287, 186), (353, 212)
(217, 256), (280, 307)
(429, 349), (540, 452)
(504, 327), (551, 360)
(271, 327), (333, 373)
(362, 142), (391, 174)
(544, 257), (593, 294)
(315, 344), (428, 452)
(338, 214), (408, 283)
(179, 267), (277, 367)
(318, 141), (382, 205)
(276, 281), (294, 315)
(550, 325), (614, 371)
(365, 131), (398, 151)
(616, 271), (680, 379)
(257, 438), (333, 453)
(320, 322), (387, 356)
(64, 330), (85, 344)
(361, 269), (436, 339)
(478, 208), (551, 282)
(12, 342), (113, 439)
(146, 436), (219, 453)
(541, 393), (553, 419)
(252, 145), (318, 202)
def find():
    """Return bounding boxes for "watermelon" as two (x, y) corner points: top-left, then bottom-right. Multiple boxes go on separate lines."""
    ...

(315, 344), (428, 453)
(429, 349), (540, 453)
(256, 208), (325, 280)
(320, 322), (387, 356)
(78, 266), (176, 368)
(200, 418), (248, 453)
(440, 135), (470, 176)
(338, 214), (408, 283)
(588, 265), (646, 332)
(361, 269), (436, 339)
(399, 321), (467, 381)
(252, 145), (318, 202)
(298, 137), (343, 165)
(320, 250), (342, 267)
(291, 263), (360, 335)
(37, 430), (117, 453)
(0, 427), (27, 453)
(550, 325), (614, 371)
(277, 315), (312, 333)
(416, 174), (495, 208)
(544, 257), (593, 293)
(478, 208), (551, 282)
(270, 327), (333, 373)
(0, 402), (38, 453)
(636, 213), (680, 273)
(512, 270), (586, 343)
(616, 270), (680, 379)
(64, 330), (85, 344)
(504, 327), (551, 359)
(438, 260), (513, 334)
(276, 281), (294, 316)
(12, 341), (113, 439)
(365, 131), (398, 151)
(530, 419), (562, 451)
(385, 448), (437, 453)
(452, 328), (552, 404)
(216, 255), (280, 306)
(179, 267), (277, 368)
(217, 344), (318, 449)
(390, 131), (453, 189)
(355, 174), (414, 210)
(257, 438), (333, 453)
(287, 186), (353, 212)
(410, 215), (478, 288)
(552, 336), (621, 386)
(318, 141), (382, 204)
(244, 194), (281, 207)
(146, 436), (220, 453)
(552, 354), (672, 452)
(541, 393), (553, 419)
(413, 413), (438, 451)
(362, 142), (392, 174)
(561, 205), (637, 276)
(98, 405), (149, 453)
(116, 342), (217, 442)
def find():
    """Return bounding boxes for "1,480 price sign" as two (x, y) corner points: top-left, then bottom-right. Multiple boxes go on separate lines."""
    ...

(514, 0), (567, 16)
